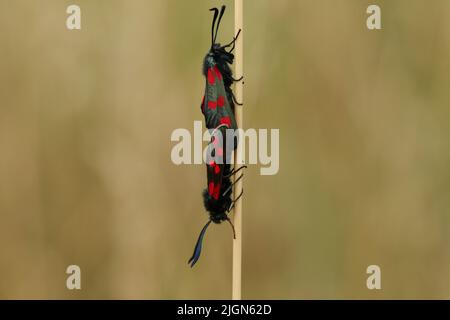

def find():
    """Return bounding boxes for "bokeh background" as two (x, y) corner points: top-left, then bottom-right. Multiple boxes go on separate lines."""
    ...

(1, 0), (449, 299)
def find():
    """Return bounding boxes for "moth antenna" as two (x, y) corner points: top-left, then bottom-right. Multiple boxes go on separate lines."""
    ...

(226, 217), (236, 239)
(209, 8), (219, 47)
(213, 5), (226, 45)
(188, 220), (212, 267)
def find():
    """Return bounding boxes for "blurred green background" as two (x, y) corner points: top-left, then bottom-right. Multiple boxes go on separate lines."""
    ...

(1, 0), (450, 299)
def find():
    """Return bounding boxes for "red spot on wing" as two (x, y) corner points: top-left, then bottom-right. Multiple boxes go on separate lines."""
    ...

(213, 65), (223, 81)
(220, 117), (231, 128)
(208, 100), (217, 110)
(207, 68), (215, 85)
(217, 95), (225, 107)
(217, 148), (223, 157)
(208, 182), (215, 196)
(213, 183), (221, 200)
(209, 160), (221, 174)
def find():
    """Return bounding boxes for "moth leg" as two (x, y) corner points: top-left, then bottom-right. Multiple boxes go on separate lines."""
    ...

(224, 165), (247, 178)
(227, 188), (244, 213)
(227, 42), (236, 53)
(233, 188), (244, 204)
(226, 217), (236, 239)
(223, 29), (242, 48)
(222, 173), (244, 197)
(232, 92), (243, 106)
(224, 166), (247, 212)
(224, 29), (242, 53)
(232, 76), (244, 82)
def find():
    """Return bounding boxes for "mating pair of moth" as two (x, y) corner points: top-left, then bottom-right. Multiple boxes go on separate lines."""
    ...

(189, 5), (245, 267)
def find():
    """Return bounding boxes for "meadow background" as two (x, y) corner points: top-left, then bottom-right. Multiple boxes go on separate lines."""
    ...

(0, 0), (449, 299)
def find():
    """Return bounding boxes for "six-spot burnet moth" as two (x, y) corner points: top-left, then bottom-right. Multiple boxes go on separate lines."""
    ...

(188, 5), (246, 268)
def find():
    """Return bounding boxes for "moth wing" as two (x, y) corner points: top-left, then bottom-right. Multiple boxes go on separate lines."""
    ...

(202, 65), (238, 131)
(205, 124), (233, 200)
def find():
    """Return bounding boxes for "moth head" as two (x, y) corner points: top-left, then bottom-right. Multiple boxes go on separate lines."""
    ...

(210, 43), (221, 54)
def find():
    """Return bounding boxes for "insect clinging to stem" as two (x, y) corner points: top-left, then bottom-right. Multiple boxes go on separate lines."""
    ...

(188, 5), (246, 268)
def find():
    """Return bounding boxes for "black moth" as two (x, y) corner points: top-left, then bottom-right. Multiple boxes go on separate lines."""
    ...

(188, 5), (245, 268)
